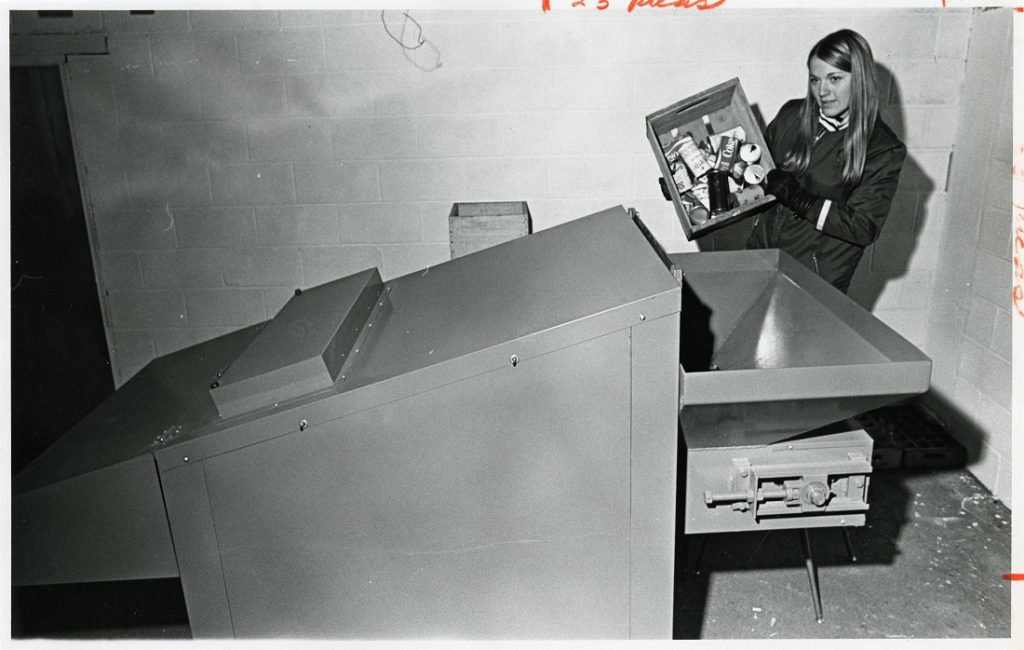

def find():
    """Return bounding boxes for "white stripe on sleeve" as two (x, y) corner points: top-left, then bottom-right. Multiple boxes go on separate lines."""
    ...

(816, 200), (832, 231)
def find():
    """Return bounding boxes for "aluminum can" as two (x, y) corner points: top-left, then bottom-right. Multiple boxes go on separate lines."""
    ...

(707, 170), (731, 214)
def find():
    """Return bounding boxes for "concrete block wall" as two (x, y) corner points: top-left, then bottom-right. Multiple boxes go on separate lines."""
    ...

(14, 9), (972, 390)
(923, 9), (1013, 506)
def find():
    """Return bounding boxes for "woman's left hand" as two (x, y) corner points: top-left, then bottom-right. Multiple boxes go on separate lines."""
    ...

(765, 168), (817, 217)
(765, 169), (798, 201)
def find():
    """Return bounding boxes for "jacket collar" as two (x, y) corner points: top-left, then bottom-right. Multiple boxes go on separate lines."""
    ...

(818, 108), (850, 133)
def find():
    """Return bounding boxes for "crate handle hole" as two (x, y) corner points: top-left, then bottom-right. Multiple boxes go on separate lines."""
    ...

(672, 97), (712, 115)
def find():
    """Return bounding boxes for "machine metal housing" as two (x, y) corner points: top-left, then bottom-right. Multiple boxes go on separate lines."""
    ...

(13, 206), (682, 639)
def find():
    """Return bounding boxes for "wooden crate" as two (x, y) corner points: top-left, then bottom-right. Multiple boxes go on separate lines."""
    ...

(645, 78), (777, 240)
(448, 201), (532, 259)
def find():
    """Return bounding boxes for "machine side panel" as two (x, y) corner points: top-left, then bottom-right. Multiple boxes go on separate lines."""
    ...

(161, 462), (235, 638)
(200, 331), (633, 638)
(628, 312), (681, 639)
(12, 454), (178, 586)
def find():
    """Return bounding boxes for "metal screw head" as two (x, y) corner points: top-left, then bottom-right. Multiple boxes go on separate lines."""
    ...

(299, 419), (308, 431)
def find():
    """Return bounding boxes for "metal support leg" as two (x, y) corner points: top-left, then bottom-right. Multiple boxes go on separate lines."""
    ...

(842, 526), (857, 563)
(800, 528), (824, 623)
(690, 534), (709, 575)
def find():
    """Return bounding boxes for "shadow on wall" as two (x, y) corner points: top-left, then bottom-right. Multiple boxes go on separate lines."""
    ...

(920, 390), (989, 468)
(848, 63), (937, 311)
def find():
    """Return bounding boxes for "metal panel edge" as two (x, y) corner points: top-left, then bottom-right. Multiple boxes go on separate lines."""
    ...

(323, 274), (386, 379)
(628, 311), (680, 639)
(160, 461), (235, 638)
(212, 357), (332, 420)
(682, 361), (932, 406)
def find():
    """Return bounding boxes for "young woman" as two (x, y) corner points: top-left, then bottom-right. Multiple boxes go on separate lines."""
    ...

(746, 29), (906, 294)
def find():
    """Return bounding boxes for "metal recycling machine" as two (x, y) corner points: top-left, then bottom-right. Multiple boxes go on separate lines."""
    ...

(12, 206), (930, 638)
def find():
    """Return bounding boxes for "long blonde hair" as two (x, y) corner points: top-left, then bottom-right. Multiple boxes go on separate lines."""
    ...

(781, 29), (879, 187)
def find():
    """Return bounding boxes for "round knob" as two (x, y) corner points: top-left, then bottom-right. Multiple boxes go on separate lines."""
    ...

(803, 482), (829, 507)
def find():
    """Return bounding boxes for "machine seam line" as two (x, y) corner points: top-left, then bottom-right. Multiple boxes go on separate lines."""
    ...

(202, 462), (238, 636)
(628, 327), (633, 639)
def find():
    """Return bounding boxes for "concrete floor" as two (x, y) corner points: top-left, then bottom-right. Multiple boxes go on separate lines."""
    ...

(12, 468), (1011, 640)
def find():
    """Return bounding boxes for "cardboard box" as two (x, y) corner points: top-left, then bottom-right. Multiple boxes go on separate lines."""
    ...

(646, 78), (776, 240)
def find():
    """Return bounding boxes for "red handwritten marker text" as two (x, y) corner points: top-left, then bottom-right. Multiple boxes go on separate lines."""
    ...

(542, 0), (726, 11)
(626, 0), (726, 10)
(1013, 203), (1024, 318)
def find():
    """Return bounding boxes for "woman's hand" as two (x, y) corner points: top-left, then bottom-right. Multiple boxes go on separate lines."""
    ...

(765, 168), (797, 199)
(765, 168), (817, 217)
(659, 177), (672, 201)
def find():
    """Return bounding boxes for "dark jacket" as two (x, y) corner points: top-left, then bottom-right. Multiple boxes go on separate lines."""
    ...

(746, 99), (907, 293)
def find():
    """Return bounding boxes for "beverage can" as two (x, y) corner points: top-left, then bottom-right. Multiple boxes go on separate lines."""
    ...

(707, 170), (731, 214)
(679, 134), (714, 179)
(730, 184), (765, 208)
(743, 164), (767, 185)
(731, 160), (747, 182)
(714, 136), (740, 173)
(739, 143), (762, 164)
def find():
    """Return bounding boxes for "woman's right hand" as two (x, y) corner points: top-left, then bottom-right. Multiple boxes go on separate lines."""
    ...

(659, 177), (672, 201)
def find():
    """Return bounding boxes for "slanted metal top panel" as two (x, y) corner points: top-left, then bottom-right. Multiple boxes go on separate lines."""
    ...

(19, 206), (682, 487)
(153, 206), (682, 465)
(13, 324), (261, 494)
(339, 206), (680, 388)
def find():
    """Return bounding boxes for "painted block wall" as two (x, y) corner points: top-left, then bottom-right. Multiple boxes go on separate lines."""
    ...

(18, 7), (1008, 501)
(923, 9), (1013, 506)
(25, 8), (971, 386)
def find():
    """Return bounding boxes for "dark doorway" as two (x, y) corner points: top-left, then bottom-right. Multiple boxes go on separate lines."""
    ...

(10, 65), (114, 474)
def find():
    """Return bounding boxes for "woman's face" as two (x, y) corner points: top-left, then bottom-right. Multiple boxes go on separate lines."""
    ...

(808, 56), (852, 118)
